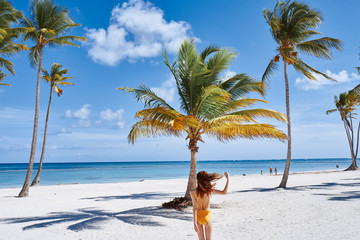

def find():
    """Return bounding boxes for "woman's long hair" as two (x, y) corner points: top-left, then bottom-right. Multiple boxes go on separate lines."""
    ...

(196, 171), (223, 197)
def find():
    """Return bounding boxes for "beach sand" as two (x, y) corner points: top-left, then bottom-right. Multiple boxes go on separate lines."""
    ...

(0, 170), (359, 240)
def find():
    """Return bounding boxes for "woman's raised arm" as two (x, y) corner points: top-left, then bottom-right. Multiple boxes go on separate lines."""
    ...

(213, 172), (229, 195)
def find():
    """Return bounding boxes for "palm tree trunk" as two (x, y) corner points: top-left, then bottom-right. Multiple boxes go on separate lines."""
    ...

(279, 61), (291, 188)
(18, 48), (43, 197)
(185, 138), (198, 200)
(185, 150), (197, 200)
(31, 86), (53, 186)
(344, 120), (359, 171)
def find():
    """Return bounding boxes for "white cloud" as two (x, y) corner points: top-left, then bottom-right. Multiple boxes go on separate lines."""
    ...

(65, 104), (92, 128)
(100, 108), (125, 129)
(295, 70), (360, 90)
(85, 0), (197, 65)
(64, 106), (126, 129)
(100, 108), (124, 121)
(151, 77), (176, 102)
(65, 104), (91, 120)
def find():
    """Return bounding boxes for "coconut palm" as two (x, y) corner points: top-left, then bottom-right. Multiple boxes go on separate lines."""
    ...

(262, 0), (342, 188)
(119, 40), (287, 200)
(18, 0), (86, 197)
(31, 63), (74, 186)
(327, 85), (360, 170)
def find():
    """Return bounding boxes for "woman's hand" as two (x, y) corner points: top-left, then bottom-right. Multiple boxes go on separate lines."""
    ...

(194, 223), (199, 232)
(224, 171), (229, 180)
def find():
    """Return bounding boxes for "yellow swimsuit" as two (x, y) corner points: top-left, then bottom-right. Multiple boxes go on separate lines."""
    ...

(194, 192), (212, 225)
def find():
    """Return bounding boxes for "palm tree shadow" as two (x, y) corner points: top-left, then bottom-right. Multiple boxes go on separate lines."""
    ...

(235, 187), (278, 193)
(81, 192), (181, 201)
(234, 180), (360, 201)
(0, 206), (192, 232)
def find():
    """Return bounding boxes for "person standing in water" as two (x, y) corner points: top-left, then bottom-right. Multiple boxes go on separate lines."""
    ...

(190, 171), (230, 240)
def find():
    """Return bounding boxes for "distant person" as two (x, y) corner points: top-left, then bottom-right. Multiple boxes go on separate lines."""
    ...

(275, 167), (278, 175)
(269, 167), (273, 175)
(336, 165), (339, 168)
(191, 171), (230, 240)
(261, 170), (263, 175)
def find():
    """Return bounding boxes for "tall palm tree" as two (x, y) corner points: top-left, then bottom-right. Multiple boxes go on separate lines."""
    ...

(31, 63), (74, 186)
(0, 0), (29, 86)
(262, 1), (341, 188)
(119, 40), (287, 200)
(18, 0), (86, 197)
(327, 85), (360, 170)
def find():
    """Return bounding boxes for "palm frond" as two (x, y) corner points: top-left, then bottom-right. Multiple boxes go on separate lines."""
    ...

(128, 119), (181, 144)
(0, 57), (14, 74)
(135, 107), (183, 123)
(47, 35), (87, 47)
(229, 109), (288, 122)
(220, 98), (268, 113)
(293, 59), (334, 81)
(221, 74), (265, 98)
(205, 48), (236, 80)
(163, 48), (190, 113)
(199, 45), (220, 63)
(118, 85), (175, 110)
(194, 85), (231, 118)
(262, 58), (278, 83)
(296, 37), (342, 59)
(325, 108), (337, 115)
(205, 123), (287, 142)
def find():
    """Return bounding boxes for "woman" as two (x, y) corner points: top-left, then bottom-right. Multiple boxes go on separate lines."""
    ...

(190, 171), (230, 240)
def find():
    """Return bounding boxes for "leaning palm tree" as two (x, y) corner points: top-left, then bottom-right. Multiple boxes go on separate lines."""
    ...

(18, 0), (86, 197)
(262, 0), (341, 188)
(119, 40), (287, 201)
(31, 63), (74, 186)
(327, 85), (360, 170)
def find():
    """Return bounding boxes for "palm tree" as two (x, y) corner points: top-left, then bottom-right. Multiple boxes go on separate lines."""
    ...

(18, 0), (86, 197)
(0, 0), (29, 86)
(262, 1), (342, 188)
(31, 63), (74, 186)
(327, 85), (360, 170)
(119, 40), (287, 200)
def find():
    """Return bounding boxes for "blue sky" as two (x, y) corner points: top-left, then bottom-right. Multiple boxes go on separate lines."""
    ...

(1, 0), (360, 163)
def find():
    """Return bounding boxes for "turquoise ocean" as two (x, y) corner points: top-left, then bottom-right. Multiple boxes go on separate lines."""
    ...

(0, 158), (350, 188)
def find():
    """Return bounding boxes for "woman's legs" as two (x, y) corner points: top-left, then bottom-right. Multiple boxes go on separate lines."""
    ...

(196, 223), (205, 240)
(204, 219), (212, 240)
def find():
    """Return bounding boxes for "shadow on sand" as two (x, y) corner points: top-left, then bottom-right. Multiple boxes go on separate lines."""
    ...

(0, 206), (192, 231)
(234, 180), (360, 201)
(81, 192), (181, 201)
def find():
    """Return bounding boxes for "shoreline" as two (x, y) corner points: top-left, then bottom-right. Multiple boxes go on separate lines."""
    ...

(0, 168), (346, 190)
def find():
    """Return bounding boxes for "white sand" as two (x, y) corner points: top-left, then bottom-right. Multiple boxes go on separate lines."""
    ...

(1, 170), (360, 240)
